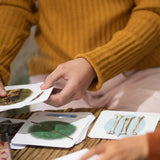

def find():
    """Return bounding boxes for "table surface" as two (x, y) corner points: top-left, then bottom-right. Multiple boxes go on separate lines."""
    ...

(9, 108), (160, 160)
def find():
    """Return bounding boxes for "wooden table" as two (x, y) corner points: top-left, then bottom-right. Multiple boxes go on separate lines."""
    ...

(8, 108), (160, 160)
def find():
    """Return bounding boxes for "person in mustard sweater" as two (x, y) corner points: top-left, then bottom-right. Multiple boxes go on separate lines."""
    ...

(0, 1), (160, 159)
(0, 1), (160, 111)
(80, 130), (160, 160)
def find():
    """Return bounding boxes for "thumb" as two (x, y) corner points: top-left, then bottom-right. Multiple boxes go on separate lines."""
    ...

(0, 77), (7, 97)
(41, 68), (63, 90)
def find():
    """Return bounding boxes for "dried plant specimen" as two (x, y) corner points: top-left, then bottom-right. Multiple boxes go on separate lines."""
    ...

(29, 121), (76, 140)
(2, 89), (22, 105)
(0, 89), (32, 105)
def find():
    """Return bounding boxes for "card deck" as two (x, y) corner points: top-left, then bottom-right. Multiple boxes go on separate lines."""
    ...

(11, 112), (95, 148)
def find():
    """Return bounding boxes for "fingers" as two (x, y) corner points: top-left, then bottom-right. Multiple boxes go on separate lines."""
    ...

(0, 77), (7, 97)
(41, 66), (63, 90)
(45, 80), (82, 106)
(42, 59), (95, 107)
(80, 143), (106, 160)
(99, 153), (116, 160)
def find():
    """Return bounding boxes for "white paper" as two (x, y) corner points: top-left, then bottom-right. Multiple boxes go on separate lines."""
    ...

(55, 148), (98, 160)
(88, 110), (160, 139)
(27, 86), (53, 105)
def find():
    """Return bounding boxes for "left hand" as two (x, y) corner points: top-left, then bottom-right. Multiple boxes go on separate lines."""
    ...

(0, 75), (7, 97)
(41, 58), (96, 107)
(80, 135), (149, 160)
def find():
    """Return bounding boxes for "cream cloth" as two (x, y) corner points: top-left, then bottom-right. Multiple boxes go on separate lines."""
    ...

(29, 68), (160, 113)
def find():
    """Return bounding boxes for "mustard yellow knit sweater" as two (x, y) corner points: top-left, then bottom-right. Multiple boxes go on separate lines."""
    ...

(0, 0), (160, 90)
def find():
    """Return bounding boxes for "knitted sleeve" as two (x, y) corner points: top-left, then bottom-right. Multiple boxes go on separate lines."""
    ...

(0, 0), (38, 85)
(76, 0), (160, 91)
(147, 130), (160, 160)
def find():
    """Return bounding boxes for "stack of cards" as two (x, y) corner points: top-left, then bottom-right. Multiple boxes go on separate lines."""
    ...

(0, 83), (53, 112)
(0, 117), (26, 149)
(12, 112), (95, 148)
(88, 110), (160, 139)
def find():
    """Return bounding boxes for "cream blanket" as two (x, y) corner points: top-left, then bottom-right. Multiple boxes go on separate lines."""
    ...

(30, 68), (160, 113)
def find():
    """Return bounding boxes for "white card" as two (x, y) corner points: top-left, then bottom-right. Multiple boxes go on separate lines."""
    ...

(55, 148), (98, 160)
(88, 110), (160, 139)
(75, 115), (95, 144)
(0, 83), (53, 112)
(0, 117), (26, 149)
(12, 112), (95, 148)
(27, 85), (53, 105)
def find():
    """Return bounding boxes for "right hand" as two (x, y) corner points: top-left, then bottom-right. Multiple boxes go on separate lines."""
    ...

(0, 76), (7, 97)
(41, 58), (96, 107)
(80, 135), (148, 160)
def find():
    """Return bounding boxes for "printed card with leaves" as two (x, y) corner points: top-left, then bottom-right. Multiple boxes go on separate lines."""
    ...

(88, 110), (160, 139)
(11, 112), (95, 148)
(0, 83), (53, 112)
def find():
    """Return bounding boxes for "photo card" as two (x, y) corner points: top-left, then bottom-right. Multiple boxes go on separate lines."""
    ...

(0, 82), (53, 112)
(88, 110), (160, 139)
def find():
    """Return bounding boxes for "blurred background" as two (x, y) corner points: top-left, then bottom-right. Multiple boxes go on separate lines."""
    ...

(9, 26), (38, 85)
(6, 26), (38, 115)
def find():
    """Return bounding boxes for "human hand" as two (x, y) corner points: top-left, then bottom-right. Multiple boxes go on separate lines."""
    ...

(41, 58), (96, 107)
(80, 135), (148, 160)
(0, 76), (7, 97)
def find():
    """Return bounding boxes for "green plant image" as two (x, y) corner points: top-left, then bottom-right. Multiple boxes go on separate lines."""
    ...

(29, 121), (76, 139)
(0, 89), (32, 105)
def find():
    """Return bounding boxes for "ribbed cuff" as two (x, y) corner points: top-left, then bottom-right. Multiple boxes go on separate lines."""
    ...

(76, 30), (143, 91)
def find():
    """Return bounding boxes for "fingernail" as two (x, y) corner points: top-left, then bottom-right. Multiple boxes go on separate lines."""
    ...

(40, 84), (45, 88)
